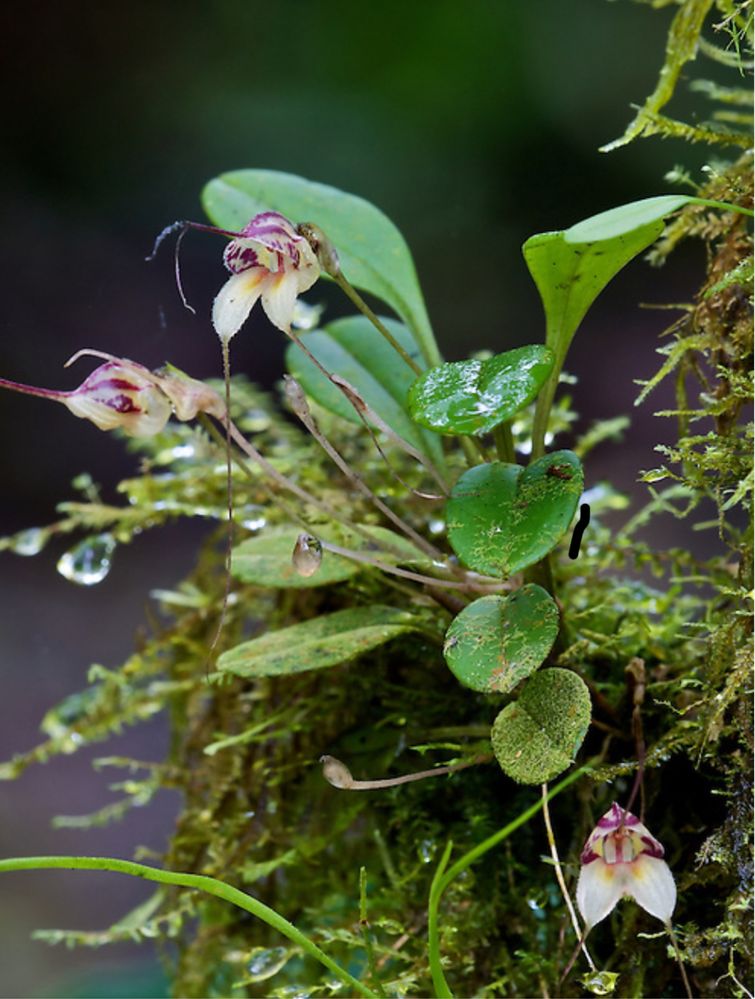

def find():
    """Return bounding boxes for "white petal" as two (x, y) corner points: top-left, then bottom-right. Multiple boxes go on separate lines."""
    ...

(295, 243), (321, 291)
(212, 268), (269, 342)
(577, 860), (624, 930)
(261, 270), (300, 334)
(625, 855), (676, 924)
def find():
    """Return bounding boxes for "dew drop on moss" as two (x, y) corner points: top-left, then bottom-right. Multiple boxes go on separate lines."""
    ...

(10, 527), (49, 556)
(57, 534), (117, 585)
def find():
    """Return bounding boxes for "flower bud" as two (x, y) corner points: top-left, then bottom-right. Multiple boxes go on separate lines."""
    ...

(62, 360), (172, 437)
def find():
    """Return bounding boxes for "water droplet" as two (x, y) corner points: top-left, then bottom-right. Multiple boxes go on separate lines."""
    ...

(428, 518), (445, 535)
(57, 534), (116, 586)
(10, 527), (49, 556)
(246, 946), (291, 982)
(292, 533), (322, 577)
(418, 839), (437, 863)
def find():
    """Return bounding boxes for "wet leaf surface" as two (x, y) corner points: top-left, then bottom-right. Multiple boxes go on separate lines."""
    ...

(443, 584), (559, 693)
(447, 452), (583, 576)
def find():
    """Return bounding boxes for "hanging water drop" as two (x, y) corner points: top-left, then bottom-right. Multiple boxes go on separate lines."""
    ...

(57, 533), (117, 585)
(292, 533), (322, 577)
(245, 946), (291, 982)
(10, 527), (49, 556)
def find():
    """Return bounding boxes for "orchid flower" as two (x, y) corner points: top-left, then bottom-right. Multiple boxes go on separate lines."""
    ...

(210, 211), (320, 342)
(576, 803), (677, 931)
(0, 351), (224, 438)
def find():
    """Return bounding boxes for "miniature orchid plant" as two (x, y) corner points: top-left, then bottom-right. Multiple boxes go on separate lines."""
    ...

(0, 169), (750, 998)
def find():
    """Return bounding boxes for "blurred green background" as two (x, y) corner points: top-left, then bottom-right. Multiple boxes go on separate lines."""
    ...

(0, 1), (716, 995)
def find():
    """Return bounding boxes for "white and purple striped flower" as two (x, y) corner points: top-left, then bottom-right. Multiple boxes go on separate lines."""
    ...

(576, 803), (677, 930)
(211, 211), (320, 342)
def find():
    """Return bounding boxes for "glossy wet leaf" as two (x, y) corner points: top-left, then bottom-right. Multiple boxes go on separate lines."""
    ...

(217, 605), (419, 679)
(491, 668), (591, 784)
(446, 452), (583, 577)
(443, 584), (559, 693)
(231, 523), (423, 589)
(407, 345), (553, 436)
(285, 315), (444, 466)
(202, 169), (439, 365)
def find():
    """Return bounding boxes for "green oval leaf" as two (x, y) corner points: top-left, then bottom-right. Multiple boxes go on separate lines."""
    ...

(218, 605), (419, 679)
(443, 584), (559, 693)
(491, 668), (591, 784)
(528, 195), (754, 368)
(446, 452), (583, 577)
(523, 221), (665, 367)
(201, 169), (440, 366)
(407, 345), (553, 437)
(231, 523), (424, 589)
(285, 315), (444, 466)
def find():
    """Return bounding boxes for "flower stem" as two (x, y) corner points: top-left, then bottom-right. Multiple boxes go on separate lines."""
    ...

(284, 378), (445, 562)
(199, 414), (429, 564)
(541, 783), (595, 971)
(666, 922), (694, 999)
(0, 376), (65, 401)
(333, 271), (424, 375)
(0, 855), (379, 999)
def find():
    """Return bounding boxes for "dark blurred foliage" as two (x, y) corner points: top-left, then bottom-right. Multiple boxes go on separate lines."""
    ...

(0, 1), (729, 994)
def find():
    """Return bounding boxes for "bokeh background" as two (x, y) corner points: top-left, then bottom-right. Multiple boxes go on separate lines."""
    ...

(0, 2), (724, 995)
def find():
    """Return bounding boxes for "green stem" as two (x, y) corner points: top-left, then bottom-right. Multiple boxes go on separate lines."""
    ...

(426, 764), (590, 999)
(334, 272), (424, 375)
(428, 841), (455, 999)
(493, 423), (516, 464)
(460, 436), (482, 468)
(689, 195), (754, 218)
(530, 348), (565, 462)
(0, 855), (379, 999)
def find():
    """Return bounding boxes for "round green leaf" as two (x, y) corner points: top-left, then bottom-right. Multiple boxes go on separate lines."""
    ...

(443, 584), (559, 693)
(491, 668), (591, 784)
(446, 452), (584, 577)
(407, 345), (553, 436)
(218, 605), (418, 679)
(231, 524), (423, 589)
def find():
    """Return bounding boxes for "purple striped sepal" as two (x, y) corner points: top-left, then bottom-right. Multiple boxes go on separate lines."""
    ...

(212, 211), (320, 342)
